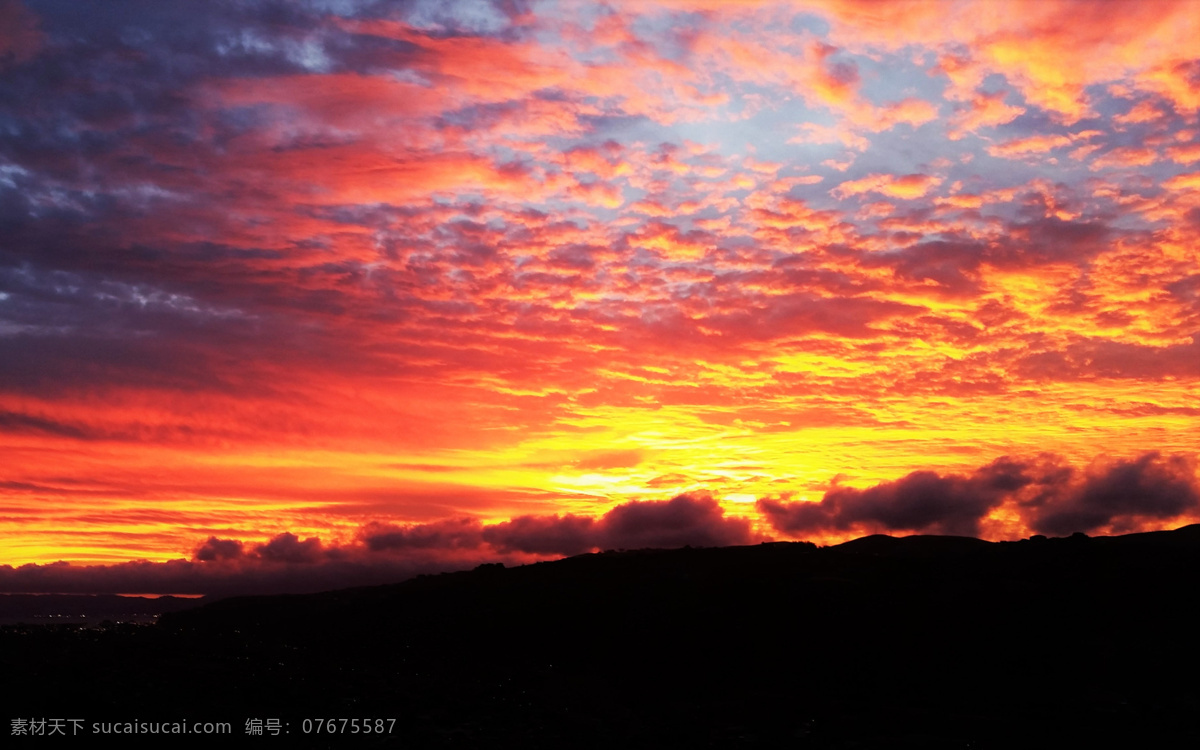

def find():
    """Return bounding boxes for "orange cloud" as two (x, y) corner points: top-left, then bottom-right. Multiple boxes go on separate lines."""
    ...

(1090, 147), (1159, 170)
(939, 194), (985, 209)
(817, 0), (1200, 123)
(948, 90), (1026, 139)
(1166, 142), (1200, 165)
(1114, 99), (1165, 125)
(832, 173), (943, 200)
(856, 97), (940, 132)
(1164, 172), (1200, 191)
(1138, 59), (1200, 113)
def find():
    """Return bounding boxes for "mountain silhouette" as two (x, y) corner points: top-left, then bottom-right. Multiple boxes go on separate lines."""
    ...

(4, 527), (1200, 747)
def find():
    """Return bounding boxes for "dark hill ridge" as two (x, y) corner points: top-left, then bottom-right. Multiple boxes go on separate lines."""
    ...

(828, 532), (992, 556)
(5, 527), (1200, 748)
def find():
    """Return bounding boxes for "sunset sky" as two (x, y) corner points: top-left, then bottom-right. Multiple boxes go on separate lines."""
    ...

(1, 0), (1198, 594)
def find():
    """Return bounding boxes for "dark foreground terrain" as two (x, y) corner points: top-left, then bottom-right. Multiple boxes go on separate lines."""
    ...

(5, 527), (1200, 747)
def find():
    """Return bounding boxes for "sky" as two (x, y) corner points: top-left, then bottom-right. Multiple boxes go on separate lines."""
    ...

(1, 0), (1198, 595)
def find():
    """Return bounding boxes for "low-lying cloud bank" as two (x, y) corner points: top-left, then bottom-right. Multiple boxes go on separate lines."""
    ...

(2, 452), (1196, 596)
(759, 451), (1198, 538)
(0, 494), (757, 596)
(361, 493), (755, 558)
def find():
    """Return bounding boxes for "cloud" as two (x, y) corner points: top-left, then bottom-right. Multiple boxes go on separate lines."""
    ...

(1091, 147), (1159, 170)
(808, 41), (860, 106)
(947, 89), (1025, 138)
(0, 409), (93, 440)
(1139, 58), (1200, 113)
(868, 98), (940, 131)
(2, 454), (1196, 595)
(573, 449), (645, 470)
(817, 0), (1200, 122)
(1164, 172), (1200, 191)
(788, 122), (870, 151)
(0, 0), (41, 67)
(759, 452), (1200, 539)
(193, 537), (244, 562)
(482, 514), (598, 556)
(383, 494), (754, 558)
(1113, 100), (1164, 126)
(1016, 336), (1200, 381)
(254, 533), (324, 564)
(1027, 453), (1200, 536)
(359, 518), (485, 552)
(375, 492), (755, 557)
(598, 493), (754, 549)
(758, 456), (1030, 537)
(986, 134), (1075, 158)
(3, 495), (754, 595)
(1166, 142), (1200, 165)
(831, 173), (943, 200)
(8, 494), (755, 594)
(0, 496), (739, 597)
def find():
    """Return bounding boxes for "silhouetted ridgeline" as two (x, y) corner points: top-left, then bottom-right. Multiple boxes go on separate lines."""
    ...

(5, 527), (1200, 748)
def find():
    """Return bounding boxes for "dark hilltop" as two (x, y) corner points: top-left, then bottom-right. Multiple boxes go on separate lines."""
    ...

(5, 526), (1200, 747)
